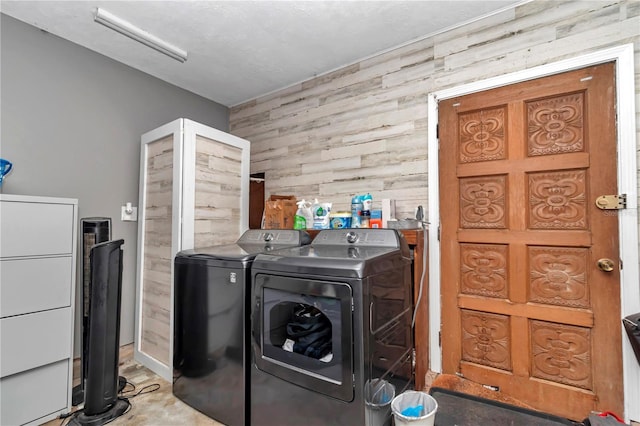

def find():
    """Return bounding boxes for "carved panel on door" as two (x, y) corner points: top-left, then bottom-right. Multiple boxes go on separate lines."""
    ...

(461, 309), (511, 371)
(527, 93), (585, 156)
(459, 106), (507, 163)
(530, 320), (592, 390)
(460, 243), (508, 299)
(529, 246), (590, 308)
(460, 175), (507, 229)
(528, 170), (587, 229)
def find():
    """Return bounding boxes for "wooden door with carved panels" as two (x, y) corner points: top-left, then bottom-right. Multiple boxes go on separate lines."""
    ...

(439, 63), (622, 420)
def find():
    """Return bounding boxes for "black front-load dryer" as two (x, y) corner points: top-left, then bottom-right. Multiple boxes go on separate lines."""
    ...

(250, 229), (414, 426)
(173, 229), (310, 426)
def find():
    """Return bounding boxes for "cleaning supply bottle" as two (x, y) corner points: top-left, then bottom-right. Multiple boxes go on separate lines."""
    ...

(351, 195), (363, 228)
(293, 199), (311, 230)
(362, 193), (373, 212)
(312, 200), (332, 229)
(361, 193), (373, 228)
(302, 201), (314, 229)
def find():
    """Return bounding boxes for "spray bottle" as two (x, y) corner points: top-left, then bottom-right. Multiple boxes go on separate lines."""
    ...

(294, 199), (313, 230)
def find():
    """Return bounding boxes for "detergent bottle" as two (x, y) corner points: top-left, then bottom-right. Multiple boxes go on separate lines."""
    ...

(294, 199), (313, 229)
(312, 200), (332, 229)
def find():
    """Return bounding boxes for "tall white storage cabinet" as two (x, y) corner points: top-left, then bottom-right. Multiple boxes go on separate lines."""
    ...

(0, 194), (78, 426)
(135, 118), (250, 380)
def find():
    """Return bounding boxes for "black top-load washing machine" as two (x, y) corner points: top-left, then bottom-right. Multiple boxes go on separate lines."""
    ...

(173, 229), (311, 426)
(250, 229), (414, 426)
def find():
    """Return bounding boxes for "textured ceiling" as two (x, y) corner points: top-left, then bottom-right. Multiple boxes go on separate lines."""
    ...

(1, 0), (525, 106)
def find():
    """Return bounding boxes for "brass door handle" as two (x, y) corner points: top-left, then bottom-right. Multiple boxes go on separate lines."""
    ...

(597, 258), (615, 272)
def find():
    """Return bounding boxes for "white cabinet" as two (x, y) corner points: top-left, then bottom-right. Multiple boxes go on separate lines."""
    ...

(0, 194), (77, 426)
(135, 119), (250, 380)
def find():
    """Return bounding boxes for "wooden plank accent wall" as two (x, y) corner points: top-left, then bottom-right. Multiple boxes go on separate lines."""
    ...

(141, 135), (174, 365)
(194, 135), (244, 247)
(230, 0), (639, 220)
(229, 0), (639, 385)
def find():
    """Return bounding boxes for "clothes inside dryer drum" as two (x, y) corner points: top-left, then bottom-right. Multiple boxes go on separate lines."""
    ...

(286, 305), (332, 359)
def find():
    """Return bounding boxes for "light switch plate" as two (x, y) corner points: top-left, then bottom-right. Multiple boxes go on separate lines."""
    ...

(121, 206), (138, 221)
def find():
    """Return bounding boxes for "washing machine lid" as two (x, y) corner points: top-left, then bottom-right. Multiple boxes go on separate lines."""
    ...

(176, 243), (264, 262)
(175, 229), (311, 262)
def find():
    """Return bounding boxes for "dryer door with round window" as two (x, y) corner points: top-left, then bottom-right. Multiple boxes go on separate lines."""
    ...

(252, 274), (354, 402)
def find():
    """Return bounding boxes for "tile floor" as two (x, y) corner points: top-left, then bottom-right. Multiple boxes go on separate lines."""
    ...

(44, 344), (223, 426)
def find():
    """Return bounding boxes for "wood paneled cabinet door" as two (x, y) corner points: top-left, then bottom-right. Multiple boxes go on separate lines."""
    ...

(439, 63), (622, 420)
(135, 119), (250, 380)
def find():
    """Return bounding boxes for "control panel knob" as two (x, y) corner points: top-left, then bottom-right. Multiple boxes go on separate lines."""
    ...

(346, 231), (358, 244)
(264, 232), (274, 242)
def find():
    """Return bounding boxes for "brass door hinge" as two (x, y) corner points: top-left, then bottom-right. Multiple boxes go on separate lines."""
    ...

(595, 194), (627, 210)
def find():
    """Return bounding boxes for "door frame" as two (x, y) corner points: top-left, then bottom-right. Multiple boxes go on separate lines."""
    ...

(427, 44), (639, 422)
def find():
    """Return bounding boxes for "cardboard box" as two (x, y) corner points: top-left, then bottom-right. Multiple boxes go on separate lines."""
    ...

(263, 195), (297, 229)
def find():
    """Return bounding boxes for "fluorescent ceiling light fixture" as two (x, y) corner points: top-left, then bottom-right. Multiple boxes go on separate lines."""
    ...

(94, 8), (188, 63)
